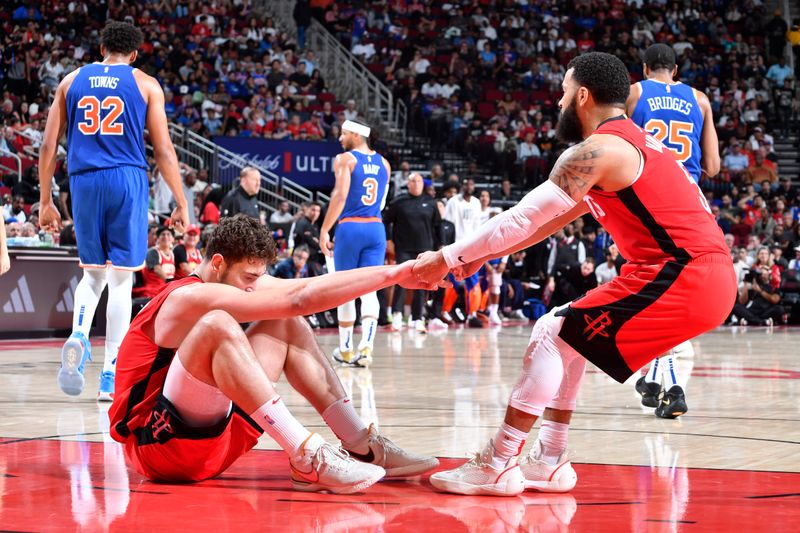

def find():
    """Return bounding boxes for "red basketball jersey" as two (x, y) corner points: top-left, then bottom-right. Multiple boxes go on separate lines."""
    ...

(583, 117), (728, 264)
(110, 275), (202, 444)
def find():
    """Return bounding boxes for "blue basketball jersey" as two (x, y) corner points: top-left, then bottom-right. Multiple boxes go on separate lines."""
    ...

(340, 150), (389, 219)
(66, 63), (148, 175)
(630, 80), (704, 181)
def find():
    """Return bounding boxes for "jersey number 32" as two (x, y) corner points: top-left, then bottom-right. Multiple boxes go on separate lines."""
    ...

(78, 96), (125, 136)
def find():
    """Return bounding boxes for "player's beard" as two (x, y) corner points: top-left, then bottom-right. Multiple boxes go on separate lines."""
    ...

(556, 99), (585, 144)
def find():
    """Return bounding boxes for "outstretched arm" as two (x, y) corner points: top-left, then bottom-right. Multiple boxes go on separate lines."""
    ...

(154, 261), (433, 347)
(412, 138), (608, 283)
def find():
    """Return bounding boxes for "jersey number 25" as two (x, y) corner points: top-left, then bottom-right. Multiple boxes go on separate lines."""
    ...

(78, 96), (125, 136)
(644, 119), (693, 163)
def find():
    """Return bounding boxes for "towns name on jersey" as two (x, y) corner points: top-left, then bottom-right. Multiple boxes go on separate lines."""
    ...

(89, 76), (120, 89)
(645, 96), (693, 115)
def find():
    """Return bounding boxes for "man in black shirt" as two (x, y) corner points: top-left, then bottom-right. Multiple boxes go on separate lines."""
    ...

(221, 167), (260, 220)
(292, 201), (324, 275)
(384, 173), (441, 331)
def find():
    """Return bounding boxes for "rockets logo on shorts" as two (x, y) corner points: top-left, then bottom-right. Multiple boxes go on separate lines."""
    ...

(583, 310), (612, 340)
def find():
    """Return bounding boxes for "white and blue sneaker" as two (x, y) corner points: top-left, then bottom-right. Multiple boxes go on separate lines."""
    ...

(58, 332), (92, 396)
(97, 371), (115, 402)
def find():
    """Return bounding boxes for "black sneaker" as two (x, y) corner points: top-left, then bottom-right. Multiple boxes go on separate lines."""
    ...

(635, 376), (661, 408)
(655, 385), (688, 419)
(468, 316), (485, 328)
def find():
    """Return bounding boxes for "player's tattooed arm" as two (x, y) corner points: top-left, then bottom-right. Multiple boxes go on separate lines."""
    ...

(548, 138), (605, 201)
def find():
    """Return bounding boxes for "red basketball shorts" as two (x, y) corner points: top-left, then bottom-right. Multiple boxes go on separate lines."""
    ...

(557, 253), (736, 383)
(123, 394), (263, 483)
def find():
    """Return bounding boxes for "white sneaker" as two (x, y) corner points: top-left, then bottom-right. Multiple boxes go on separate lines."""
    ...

(442, 311), (454, 323)
(428, 318), (449, 330)
(518, 440), (577, 493)
(429, 440), (525, 496)
(355, 346), (373, 367)
(391, 312), (403, 331)
(511, 309), (527, 320)
(290, 434), (385, 494)
(345, 424), (439, 477)
(414, 319), (427, 334)
(489, 313), (503, 326)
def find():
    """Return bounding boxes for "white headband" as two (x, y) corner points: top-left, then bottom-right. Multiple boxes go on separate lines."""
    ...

(342, 120), (370, 137)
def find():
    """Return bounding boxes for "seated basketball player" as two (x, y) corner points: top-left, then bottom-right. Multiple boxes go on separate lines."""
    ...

(109, 215), (438, 493)
(413, 53), (735, 496)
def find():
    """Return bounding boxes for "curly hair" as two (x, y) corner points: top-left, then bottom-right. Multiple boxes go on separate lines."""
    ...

(100, 21), (144, 55)
(204, 215), (277, 265)
(567, 52), (631, 106)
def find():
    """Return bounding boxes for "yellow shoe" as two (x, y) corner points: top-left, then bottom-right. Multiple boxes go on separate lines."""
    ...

(332, 348), (357, 365)
(355, 346), (373, 367)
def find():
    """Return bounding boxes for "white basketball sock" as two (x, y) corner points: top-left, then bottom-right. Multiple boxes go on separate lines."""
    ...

(661, 355), (679, 388)
(72, 268), (107, 337)
(251, 395), (312, 457)
(491, 422), (528, 469)
(358, 318), (378, 350)
(104, 268), (133, 373)
(322, 397), (369, 452)
(538, 420), (569, 464)
(645, 358), (660, 383)
(339, 326), (354, 352)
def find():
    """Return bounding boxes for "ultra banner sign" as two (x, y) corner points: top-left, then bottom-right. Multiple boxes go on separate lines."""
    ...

(213, 136), (339, 189)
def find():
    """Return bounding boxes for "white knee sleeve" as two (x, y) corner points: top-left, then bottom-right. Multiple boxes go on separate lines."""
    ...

(105, 268), (133, 346)
(549, 343), (586, 412)
(509, 311), (573, 416)
(338, 300), (357, 323)
(490, 272), (502, 295)
(359, 291), (380, 319)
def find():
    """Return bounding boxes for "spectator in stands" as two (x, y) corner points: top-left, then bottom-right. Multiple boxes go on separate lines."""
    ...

(745, 152), (778, 189)
(220, 167), (260, 220)
(722, 140), (750, 182)
(135, 226), (176, 299)
(292, 200), (323, 275)
(595, 246), (619, 285)
(273, 244), (310, 279)
(3, 195), (26, 224)
(270, 200), (294, 226)
(173, 224), (203, 280)
(733, 265), (785, 325)
(293, 0), (312, 50)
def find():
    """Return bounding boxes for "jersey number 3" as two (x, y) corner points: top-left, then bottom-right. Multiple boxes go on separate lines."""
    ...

(644, 118), (693, 162)
(78, 96), (125, 136)
(361, 177), (378, 206)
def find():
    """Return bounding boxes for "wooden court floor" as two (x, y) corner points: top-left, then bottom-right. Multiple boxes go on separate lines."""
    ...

(0, 322), (798, 531)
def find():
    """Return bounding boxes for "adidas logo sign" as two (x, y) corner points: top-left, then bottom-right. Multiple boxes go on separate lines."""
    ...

(2, 275), (35, 313)
(55, 275), (80, 313)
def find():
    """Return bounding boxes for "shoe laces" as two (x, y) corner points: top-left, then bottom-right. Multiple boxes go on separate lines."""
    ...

(314, 442), (354, 473)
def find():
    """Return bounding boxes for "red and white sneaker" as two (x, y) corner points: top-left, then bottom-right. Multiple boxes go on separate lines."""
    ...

(429, 440), (525, 496)
(290, 433), (385, 494)
(518, 440), (577, 492)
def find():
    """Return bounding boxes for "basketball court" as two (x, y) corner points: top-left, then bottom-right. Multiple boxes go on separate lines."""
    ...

(1, 323), (797, 531)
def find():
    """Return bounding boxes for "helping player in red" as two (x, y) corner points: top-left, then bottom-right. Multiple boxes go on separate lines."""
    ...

(413, 52), (736, 496)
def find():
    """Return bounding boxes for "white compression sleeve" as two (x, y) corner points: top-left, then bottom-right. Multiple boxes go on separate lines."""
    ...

(442, 180), (577, 268)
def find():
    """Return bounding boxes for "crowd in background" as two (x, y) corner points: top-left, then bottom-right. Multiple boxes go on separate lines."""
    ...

(2, 0), (800, 324)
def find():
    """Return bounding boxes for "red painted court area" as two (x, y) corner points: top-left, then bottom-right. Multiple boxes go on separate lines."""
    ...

(1, 438), (796, 532)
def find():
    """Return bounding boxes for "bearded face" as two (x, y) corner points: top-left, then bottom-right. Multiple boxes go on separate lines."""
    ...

(555, 98), (585, 144)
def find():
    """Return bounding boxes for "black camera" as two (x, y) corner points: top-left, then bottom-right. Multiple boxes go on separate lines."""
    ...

(744, 268), (759, 283)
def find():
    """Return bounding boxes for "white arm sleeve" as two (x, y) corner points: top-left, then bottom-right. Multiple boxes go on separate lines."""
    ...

(442, 180), (577, 268)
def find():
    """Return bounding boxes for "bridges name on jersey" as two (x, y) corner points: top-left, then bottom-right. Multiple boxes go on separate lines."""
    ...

(630, 80), (703, 181)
